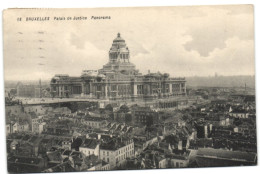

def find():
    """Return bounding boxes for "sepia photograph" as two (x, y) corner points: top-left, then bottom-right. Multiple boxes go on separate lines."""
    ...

(2, 5), (257, 173)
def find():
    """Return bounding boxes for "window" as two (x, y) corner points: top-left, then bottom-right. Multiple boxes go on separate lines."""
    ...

(112, 85), (117, 91)
(107, 158), (109, 162)
(180, 163), (183, 167)
(97, 85), (102, 91)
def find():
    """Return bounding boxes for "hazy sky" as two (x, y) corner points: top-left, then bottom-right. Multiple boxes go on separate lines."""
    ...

(3, 5), (255, 81)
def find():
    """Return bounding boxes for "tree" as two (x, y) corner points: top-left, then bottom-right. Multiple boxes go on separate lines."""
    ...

(105, 104), (113, 112)
(120, 105), (129, 113)
(10, 89), (17, 97)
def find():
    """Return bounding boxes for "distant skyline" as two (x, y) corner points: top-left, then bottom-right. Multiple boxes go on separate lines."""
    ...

(4, 74), (256, 82)
(3, 5), (255, 81)
(4, 75), (256, 90)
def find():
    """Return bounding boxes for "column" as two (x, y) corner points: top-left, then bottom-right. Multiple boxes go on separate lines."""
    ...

(62, 85), (65, 97)
(59, 86), (62, 97)
(147, 84), (151, 96)
(179, 83), (182, 95)
(89, 82), (93, 97)
(184, 83), (187, 96)
(169, 83), (172, 95)
(81, 83), (85, 96)
(104, 85), (108, 99)
(133, 84), (137, 96)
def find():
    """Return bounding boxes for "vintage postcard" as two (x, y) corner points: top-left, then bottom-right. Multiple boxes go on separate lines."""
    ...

(3, 5), (256, 173)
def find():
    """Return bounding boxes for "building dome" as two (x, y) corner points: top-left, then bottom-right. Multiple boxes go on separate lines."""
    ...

(109, 33), (130, 63)
(99, 32), (136, 75)
(113, 33), (125, 43)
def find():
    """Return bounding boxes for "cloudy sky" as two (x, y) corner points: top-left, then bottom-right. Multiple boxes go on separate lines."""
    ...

(3, 5), (255, 81)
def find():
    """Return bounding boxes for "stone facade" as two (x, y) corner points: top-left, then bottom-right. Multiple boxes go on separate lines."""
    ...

(50, 33), (186, 101)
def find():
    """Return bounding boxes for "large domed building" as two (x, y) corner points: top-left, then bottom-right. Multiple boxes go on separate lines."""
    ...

(50, 33), (186, 102)
(100, 33), (137, 75)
